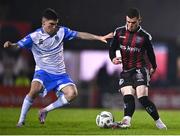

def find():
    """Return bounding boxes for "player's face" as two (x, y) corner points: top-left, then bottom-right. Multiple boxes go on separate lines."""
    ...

(126, 16), (140, 32)
(42, 18), (58, 35)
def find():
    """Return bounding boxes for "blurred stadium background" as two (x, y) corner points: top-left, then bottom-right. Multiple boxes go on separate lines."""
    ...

(0, 0), (180, 110)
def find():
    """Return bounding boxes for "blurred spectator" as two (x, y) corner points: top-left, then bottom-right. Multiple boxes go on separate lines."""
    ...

(2, 57), (15, 86)
(95, 63), (111, 107)
(0, 58), (4, 84)
(15, 70), (30, 87)
(14, 50), (31, 75)
(109, 70), (120, 93)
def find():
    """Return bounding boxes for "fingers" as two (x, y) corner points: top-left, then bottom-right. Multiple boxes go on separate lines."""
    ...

(3, 41), (12, 48)
(113, 61), (121, 65)
(105, 32), (113, 39)
(112, 57), (122, 65)
(3, 43), (8, 48)
(3, 41), (10, 48)
(149, 68), (156, 78)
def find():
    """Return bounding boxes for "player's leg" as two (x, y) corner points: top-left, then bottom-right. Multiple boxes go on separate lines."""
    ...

(39, 85), (78, 124)
(120, 70), (136, 128)
(135, 68), (167, 129)
(136, 85), (167, 129)
(17, 81), (43, 127)
(119, 86), (135, 128)
(112, 70), (136, 128)
(135, 67), (167, 129)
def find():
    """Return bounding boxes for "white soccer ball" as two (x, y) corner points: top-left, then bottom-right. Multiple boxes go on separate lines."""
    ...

(96, 111), (114, 128)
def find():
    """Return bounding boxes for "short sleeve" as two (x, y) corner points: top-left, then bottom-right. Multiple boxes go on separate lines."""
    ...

(63, 27), (77, 40)
(17, 35), (33, 49)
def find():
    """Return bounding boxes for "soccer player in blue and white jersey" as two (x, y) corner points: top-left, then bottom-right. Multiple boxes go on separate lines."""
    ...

(3, 8), (113, 127)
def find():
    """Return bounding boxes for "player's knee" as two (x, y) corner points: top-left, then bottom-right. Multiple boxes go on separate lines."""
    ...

(66, 89), (78, 101)
(28, 81), (43, 98)
(136, 85), (148, 98)
(28, 90), (39, 99)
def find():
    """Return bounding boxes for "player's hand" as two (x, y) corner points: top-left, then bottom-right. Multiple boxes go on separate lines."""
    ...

(100, 32), (113, 43)
(149, 68), (156, 77)
(112, 57), (122, 65)
(3, 41), (12, 48)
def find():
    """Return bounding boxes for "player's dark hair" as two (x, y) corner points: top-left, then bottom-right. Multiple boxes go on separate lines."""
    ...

(42, 8), (58, 20)
(126, 8), (140, 18)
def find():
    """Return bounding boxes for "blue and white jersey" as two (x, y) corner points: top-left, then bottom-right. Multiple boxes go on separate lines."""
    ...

(17, 26), (77, 74)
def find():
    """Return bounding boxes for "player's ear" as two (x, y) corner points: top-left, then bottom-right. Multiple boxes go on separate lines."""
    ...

(42, 17), (46, 26)
(138, 17), (142, 23)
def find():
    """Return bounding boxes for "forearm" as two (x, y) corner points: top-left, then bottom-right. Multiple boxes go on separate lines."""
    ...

(109, 37), (118, 61)
(109, 46), (116, 61)
(10, 43), (19, 47)
(76, 32), (101, 40)
(146, 44), (157, 69)
(147, 52), (157, 69)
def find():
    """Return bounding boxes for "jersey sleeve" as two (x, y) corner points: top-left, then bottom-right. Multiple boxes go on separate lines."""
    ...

(145, 36), (157, 69)
(17, 34), (33, 49)
(109, 30), (119, 61)
(63, 27), (78, 40)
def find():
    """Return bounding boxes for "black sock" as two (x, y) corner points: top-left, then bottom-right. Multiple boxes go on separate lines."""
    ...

(138, 96), (159, 120)
(123, 95), (135, 117)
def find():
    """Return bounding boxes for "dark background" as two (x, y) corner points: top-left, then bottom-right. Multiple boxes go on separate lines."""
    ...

(1, 0), (180, 40)
(0, 0), (180, 108)
(1, 0), (180, 85)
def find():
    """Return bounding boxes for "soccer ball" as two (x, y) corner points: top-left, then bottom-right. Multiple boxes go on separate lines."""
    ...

(96, 111), (114, 128)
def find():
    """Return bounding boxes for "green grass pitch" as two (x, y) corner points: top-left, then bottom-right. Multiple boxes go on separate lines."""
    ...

(0, 108), (179, 135)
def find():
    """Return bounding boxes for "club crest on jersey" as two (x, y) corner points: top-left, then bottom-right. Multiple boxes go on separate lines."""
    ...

(136, 36), (143, 44)
(39, 39), (43, 44)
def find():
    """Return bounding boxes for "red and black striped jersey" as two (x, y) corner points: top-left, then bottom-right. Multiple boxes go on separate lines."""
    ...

(109, 25), (157, 70)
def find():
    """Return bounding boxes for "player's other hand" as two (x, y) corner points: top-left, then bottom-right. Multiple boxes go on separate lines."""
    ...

(112, 57), (122, 65)
(3, 41), (12, 48)
(149, 68), (156, 77)
(100, 32), (113, 43)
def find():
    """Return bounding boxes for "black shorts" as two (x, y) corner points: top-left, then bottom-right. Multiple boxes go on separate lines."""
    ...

(119, 67), (150, 88)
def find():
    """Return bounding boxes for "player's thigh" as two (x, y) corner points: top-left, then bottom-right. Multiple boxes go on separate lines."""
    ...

(121, 86), (135, 96)
(61, 85), (78, 98)
(136, 85), (148, 98)
(28, 81), (43, 98)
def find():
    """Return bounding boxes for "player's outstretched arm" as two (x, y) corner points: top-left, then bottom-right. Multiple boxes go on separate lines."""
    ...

(3, 41), (19, 48)
(76, 32), (113, 43)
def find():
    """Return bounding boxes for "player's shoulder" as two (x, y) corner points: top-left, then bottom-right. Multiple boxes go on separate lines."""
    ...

(58, 26), (69, 30)
(114, 26), (126, 32)
(113, 26), (126, 36)
(29, 28), (44, 38)
(138, 27), (152, 40)
(28, 28), (49, 43)
(56, 26), (71, 33)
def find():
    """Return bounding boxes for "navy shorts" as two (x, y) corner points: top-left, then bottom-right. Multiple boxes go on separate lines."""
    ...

(119, 67), (150, 89)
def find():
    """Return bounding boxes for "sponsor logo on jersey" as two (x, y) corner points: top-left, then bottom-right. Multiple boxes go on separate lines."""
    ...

(119, 44), (141, 52)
